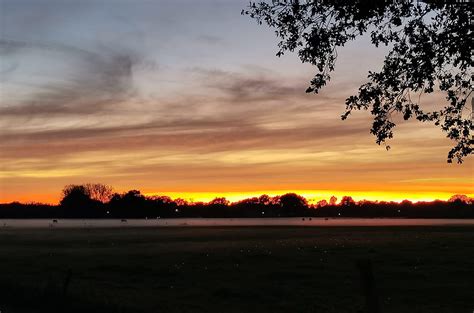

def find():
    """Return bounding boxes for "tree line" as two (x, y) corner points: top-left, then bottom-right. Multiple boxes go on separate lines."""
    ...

(1, 184), (473, 219)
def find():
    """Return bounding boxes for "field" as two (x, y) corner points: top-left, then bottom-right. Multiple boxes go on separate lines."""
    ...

(0, 226), (473, 313)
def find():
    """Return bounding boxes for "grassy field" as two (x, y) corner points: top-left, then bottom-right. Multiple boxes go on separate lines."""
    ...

(0, 226), (473, 313)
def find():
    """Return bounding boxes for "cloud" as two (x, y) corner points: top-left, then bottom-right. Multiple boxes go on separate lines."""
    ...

(1, 61), (377, 163)
(196, 35), (225, 46)
(0, 39), (141, 117)
(193, 67), (308, 101)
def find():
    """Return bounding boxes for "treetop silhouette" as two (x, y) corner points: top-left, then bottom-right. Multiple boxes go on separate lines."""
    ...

(243, 0), (472, 163)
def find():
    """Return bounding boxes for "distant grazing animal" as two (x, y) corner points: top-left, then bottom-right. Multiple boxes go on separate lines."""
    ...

(121, 219), (127, 223)
(52, 219), (58, 223)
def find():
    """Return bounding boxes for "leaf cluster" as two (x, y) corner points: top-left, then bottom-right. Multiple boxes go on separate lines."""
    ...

(243, 0), (473, 162)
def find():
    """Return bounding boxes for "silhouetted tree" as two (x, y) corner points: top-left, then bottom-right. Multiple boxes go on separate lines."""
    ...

(258, 194), (272, 205)
(209, 197), (231, 206)
(151, 195), (174, 204)
(174, 198), (189, 206)
(340, 196), (356, 206)
(115, 190), (146, 207)
(83, 183), (114, 203)
(243, 0), (472, 162)
(279, 193), (308, 215)
(60, 185), (100, 212)
(316, 199), (328, 207)
(400, 199), (412, 206)
(448, 194), (472, 204)
(108, 190), (150, 217)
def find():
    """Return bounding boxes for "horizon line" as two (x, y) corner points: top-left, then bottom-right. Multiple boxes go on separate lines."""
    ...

(3, 189), (473, 206)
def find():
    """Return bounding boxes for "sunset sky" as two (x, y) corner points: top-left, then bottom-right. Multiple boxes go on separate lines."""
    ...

(1, 0), (472, 204)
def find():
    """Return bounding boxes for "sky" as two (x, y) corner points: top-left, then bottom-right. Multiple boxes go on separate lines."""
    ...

(0, 0), (472, 204)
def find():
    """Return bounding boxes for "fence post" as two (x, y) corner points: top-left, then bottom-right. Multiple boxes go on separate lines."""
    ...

(356, 259), (380, 313)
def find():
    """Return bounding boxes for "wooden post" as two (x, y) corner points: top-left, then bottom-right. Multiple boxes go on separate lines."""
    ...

(356, 259), (380, 313)
(62, 268), (72, 296)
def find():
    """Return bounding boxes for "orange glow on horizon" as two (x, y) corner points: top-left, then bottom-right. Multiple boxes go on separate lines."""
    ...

(142, 189), (471, 204)
(0, 183), (474, 204)
(2, 190), (472, 206)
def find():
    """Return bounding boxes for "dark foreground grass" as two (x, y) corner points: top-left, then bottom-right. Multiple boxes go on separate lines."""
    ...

(0, 226), (473, 313)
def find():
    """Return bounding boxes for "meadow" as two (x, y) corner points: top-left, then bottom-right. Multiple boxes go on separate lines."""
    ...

(0, 226), (473, 313)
